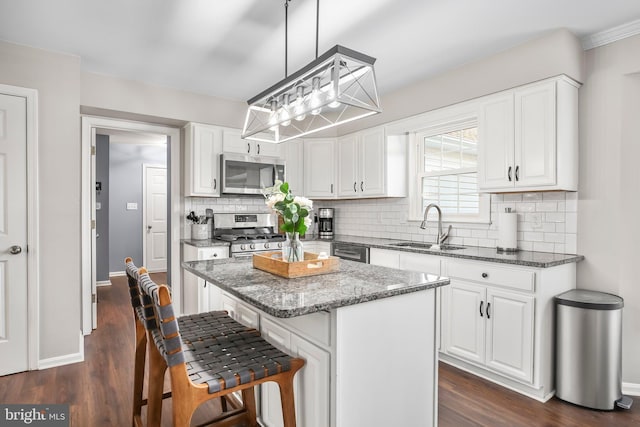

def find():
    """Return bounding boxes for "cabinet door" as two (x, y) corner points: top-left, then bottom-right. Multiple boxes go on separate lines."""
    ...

(514, 81), (556, 188)
(444, 280), (485, 365)
(399, 252), (440, 275)
(485, 289), (534, 383)
(337, 135), (359, 197)
(370, 248), (400, 268)
(290, 334), (331, 427)
(222, 129), (252, 154)
(186, 124), (222, 196)
(359, 128), (386, 196)
(304, 139), (336, 198)
(478, 93), (514, 191)
(281, 139), (304, 195)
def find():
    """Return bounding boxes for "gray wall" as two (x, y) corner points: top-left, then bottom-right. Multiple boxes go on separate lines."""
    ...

(108, 143), (166, 273)
(0, 40), (82, 361)
(579, 33), (640, 384)
(95, 134), (110, 282)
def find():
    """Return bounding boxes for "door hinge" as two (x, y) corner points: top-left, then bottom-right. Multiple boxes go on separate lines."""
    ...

(91, 146), (96, 155)
(91, 220), (96, 229)
(92, 294), (97, 303)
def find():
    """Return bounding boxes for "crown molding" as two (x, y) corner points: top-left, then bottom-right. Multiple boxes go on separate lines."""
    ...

(582, 19), (640, 50)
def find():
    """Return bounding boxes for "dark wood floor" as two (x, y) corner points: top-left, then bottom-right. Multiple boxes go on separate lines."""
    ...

(1, 275), (638, 426)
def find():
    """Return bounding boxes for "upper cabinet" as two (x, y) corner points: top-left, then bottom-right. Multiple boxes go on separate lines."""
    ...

(281, 139), (305, 196)
(336, 127), (407, 199)
(304, 138), (337, 198)
(222, 129), (281, 157)
(184, 123), (222, 197)
(478, 76), (579, 193)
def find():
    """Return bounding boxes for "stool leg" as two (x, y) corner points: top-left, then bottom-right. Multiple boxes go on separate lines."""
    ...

(147, 339), (167, 427)
(132, 318), (146, 427)
(241, 387), (258, 427)
(278, 377), (297, 427)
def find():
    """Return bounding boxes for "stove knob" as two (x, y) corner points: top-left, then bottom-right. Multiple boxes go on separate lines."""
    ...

(264, 242), (270, 249)
(250, 243), (256, 250)
(240, 244), (246, 251)
(277, 242), (283, 248)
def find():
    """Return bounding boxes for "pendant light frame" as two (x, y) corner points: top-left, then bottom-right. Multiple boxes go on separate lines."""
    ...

(241, 1), (381, 144)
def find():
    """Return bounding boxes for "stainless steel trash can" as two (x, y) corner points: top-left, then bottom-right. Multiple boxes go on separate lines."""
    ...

(555, 290), (633, 410)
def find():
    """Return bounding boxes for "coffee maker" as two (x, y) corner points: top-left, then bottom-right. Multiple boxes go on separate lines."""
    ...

(318, 208), (334, 239)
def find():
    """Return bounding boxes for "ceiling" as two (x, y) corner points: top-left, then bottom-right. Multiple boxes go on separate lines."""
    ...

(2, 0), (640, 102)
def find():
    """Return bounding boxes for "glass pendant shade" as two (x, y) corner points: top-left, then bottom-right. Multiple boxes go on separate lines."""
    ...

(242, 45), (381, 144)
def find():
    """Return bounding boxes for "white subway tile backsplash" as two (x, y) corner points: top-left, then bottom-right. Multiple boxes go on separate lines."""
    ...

(522, 192), (543, 201)
(504, 193), (523, 202)
(543, 192), (566, 201)
(545, 212), (565, 223)
(535, 202), (558, 212)
(533, 242), (555, 252)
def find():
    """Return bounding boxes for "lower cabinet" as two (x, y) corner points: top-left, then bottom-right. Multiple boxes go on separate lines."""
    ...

(260, 317), (330, 427)
(181, 244), (229, 315)
(444, 280), (534, 383)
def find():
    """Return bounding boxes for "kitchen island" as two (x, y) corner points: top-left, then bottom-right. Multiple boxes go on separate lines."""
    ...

(183, 257), (449, 427)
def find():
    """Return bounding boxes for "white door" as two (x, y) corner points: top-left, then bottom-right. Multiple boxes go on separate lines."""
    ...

(144, 166), (167, 272)
(478, 93), (514, 191)
(359, 128), (386, 196)
(485, 289), (534, 383)
(0, 93), (28, 375)
(336, 134), (358, 197)
(445, 280), (486, 365)
(303, 139), (335, 198)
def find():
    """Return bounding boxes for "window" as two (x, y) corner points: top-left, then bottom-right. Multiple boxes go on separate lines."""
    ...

(412, 120), (490, 223)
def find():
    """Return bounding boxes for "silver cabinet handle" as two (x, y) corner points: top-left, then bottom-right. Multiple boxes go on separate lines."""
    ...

(257, 144), (260, 154)
(9, 245), (22, 255)
(508, 166), (512, 182)
(487, 302), (491, 319)
(353, 182), (357, 192)
(480, 301), (484, 317)
(247, 143), (251, 153)
(331, 183), (334, 193)
(213, 178), (217, 190)
(515, 165), (520, 181)
(360, 181), (364, 192)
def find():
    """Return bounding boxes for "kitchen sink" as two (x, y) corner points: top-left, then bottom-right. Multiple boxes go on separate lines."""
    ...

(389, 242), (466, 251)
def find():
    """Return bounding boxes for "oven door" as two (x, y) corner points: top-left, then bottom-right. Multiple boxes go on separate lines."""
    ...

(221, 153), (285, 195)
(331, 243), (370, 263)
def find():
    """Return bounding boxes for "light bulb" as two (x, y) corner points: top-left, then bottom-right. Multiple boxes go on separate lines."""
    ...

(294, 86), (306, 121)
(327, 67), (340, 108)
(310, 76), (322, 116)
(280, 94), (291, 127)
(268, 99), (278, 132)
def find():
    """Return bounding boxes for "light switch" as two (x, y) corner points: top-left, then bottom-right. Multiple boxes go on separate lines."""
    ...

(126, 202), (138, 210)
(96, 202), (102, 210)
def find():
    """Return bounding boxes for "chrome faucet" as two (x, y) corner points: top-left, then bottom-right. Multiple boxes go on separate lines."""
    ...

(420, 203), (451, 245)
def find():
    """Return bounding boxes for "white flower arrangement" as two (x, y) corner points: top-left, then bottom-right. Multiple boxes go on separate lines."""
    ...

(263, 180), (313, 235)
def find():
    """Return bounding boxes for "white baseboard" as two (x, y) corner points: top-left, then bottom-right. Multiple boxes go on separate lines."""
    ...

(623, 382), (640, 396)
(96, 280), (111, 287)
(109, 270), (125, 278)
(38, 331), (84, 370)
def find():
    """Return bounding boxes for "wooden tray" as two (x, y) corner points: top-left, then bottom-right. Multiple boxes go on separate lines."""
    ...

(252, 251), (340, 278)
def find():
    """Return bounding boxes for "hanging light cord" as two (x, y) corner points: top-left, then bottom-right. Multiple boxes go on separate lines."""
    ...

(315, 0), (319, 59)
(284, 0), (290, 78)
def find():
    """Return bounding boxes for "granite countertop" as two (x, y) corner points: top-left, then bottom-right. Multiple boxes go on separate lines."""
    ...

(182, 257), (449, 318)
(325, 235), (584, 268)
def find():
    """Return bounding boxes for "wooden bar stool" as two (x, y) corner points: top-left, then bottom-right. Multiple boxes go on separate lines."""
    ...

(137, 269), (305, 427)
(124, 258), (257, 426)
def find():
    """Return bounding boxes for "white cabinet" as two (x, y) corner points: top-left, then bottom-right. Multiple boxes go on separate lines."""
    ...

(281, 139), (304, 195)
(304, 138), (336, 198)
(336, 127), (406, 198)
(478, 75), (579, 193)
(222, 128), (281, 157)
(303, 240), (331, 255)
(221, 291), (260, 329)
(260, 317), (331, 427)
(181, 244), (229, 314)
(444, 279), (534, 384)
(184, 123), (222, 197)
(370, 248), (440, 275)
(369, 248), (400, 268)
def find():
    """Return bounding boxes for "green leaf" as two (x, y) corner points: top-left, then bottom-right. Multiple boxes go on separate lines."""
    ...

(299, 208), (309, 217)
(289, 203), (298, 214)
(280, 182), (289, 194)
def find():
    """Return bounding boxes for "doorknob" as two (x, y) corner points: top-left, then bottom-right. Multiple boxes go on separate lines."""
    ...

(147, 225), (152, 232)
(9, 245), (22, 255)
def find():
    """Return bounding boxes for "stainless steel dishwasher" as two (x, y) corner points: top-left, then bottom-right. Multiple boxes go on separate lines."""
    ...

(331, 242), (370, 263)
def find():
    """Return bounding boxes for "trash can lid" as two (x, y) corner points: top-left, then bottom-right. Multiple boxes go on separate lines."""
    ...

(555, 289), (624, 310)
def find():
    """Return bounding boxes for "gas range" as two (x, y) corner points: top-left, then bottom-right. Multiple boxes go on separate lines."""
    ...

(212, 213), (285, 257)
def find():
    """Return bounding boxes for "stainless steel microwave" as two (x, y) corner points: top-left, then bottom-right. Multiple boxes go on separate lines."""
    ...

(221, 153), (286, 195)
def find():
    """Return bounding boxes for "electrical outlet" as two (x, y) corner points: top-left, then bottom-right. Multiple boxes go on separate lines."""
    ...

(126, 202), (138, 210)
(530, 213), (543, 229)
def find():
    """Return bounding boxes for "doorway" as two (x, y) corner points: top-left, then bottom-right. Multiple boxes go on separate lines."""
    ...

(81, 117), (181, 335)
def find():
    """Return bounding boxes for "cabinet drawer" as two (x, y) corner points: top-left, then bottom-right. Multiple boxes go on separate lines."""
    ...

(199, 246), (229, 259)
(271, 311), (331, 349)
(236, 301), (260, 329)
(445, 260), (535, 292)
(261, 317), (292, 352)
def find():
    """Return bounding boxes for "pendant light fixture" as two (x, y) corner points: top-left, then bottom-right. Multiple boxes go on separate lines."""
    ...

(242, 0), (381, 144)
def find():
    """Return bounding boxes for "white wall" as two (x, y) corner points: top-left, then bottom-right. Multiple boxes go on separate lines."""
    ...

(579, 34), (640, 384)
(0, 41), (82, 361)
